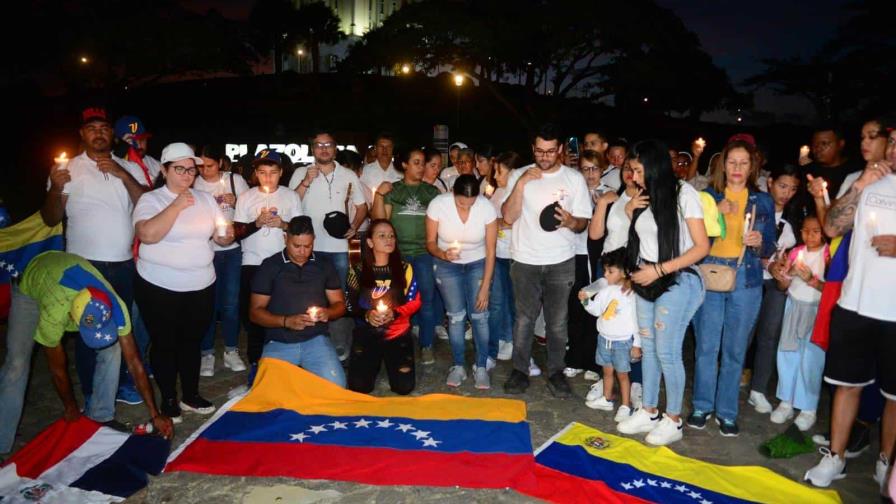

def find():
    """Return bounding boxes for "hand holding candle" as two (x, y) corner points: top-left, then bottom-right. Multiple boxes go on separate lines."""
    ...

(51, 152), (72, 195)
(869, 211), (880, 237)
(822, 181), (830, 207)
(307, 306), (320, 322)
(216, 218), (228, 237)
(446, 240), (461, 261)
(799, 145), (811, 166)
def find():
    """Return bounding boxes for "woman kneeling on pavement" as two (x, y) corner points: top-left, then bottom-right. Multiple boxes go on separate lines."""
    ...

(347, 219), (421, 395)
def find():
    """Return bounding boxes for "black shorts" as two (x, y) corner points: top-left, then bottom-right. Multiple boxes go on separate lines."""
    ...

(824, 305), (896, 400)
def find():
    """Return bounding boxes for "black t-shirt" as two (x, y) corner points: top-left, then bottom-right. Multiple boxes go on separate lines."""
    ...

(251, 249), (341, 343)
(797, 158), (863, 219)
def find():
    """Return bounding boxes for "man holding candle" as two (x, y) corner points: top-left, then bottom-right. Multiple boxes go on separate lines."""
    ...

(797, 125), (861, 219)
(249, 216), (347, 387)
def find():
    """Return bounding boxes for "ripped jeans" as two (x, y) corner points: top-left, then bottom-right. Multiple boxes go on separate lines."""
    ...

(434, 258), (490, 368)
(635, 271), (705, 416)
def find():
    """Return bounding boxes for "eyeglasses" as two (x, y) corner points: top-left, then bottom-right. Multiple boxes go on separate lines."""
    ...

(171, 166), (199, 176)
(534, 148), (559, 157)
(580, 165), (600, 172)
(313, 142), (335, 149)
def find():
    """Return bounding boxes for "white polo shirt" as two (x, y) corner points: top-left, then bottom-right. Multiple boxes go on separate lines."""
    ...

(500, 164), (592, 265)
(288, 162), (367, 253)
(233, 186), (303, 266)
(50, 152), (140, 262)
(360, 161), (402, 206)
(133, 187), (223, 292)
(839, 175), (896, 321)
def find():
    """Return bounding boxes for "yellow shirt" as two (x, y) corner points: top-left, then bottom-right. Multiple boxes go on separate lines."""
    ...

(710, 187), (749, 258)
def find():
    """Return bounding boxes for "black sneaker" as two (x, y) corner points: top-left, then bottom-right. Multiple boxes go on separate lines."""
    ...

(716, 416), (739, 437)
(180, 395), (216, 415)
(546, 372), (572, 399)
(845, 422), (871, 458)
(503, 369), (530, 394)
(161, 398), (183, 424)
(686, 410), (712, 430)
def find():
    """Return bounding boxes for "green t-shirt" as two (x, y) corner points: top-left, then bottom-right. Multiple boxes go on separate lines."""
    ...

(384, 181), (440, 257)
(19, 251), (132, 347)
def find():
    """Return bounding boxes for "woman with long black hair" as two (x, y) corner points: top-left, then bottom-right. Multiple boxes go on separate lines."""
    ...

(346, 219), (421, 395)
(615, 140), (709, 446)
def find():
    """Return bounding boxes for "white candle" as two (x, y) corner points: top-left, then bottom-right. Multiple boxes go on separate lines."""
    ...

(743, 212), (752, 237)
(800, 145), (810, 158)
(796, 249), (805, 267)
(696, 137), (706, 149)
(869, 211), (880, 237)
(822, 182), (830, 206)
(216, 218), (228, 238)
(376, 300), (388, 314)
(307, 306), (319, 322)
(484, 183), (495, 197)
(54, 152), (70, 195)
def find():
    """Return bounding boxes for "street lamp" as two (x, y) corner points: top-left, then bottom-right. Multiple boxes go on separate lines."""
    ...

(401, 63), (411, 74)
(79, 56), (89, 64)
(453, 74), (464, 87)
(296, 48), (304, 73)
(453, 73), (464, 135)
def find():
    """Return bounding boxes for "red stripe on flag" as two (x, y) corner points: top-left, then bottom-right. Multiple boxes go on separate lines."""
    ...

(4, 417), (101, 478)
(516, 464), (649, 504)
(166, 438), (536, 489)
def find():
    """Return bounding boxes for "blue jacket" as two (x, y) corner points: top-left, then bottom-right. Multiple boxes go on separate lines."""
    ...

(702, 187), (776, 289)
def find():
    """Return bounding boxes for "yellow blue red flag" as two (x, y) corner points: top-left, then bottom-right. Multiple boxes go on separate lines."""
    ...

(0, 212), (63, 317)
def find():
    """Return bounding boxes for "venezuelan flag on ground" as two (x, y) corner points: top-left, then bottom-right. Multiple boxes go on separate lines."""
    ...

(166, 358), (536, 489)
(0, 212), (63, 317)
(534, 422), (841, 504)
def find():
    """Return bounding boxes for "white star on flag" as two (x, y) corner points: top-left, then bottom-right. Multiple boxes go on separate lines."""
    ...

(632, 479), (645, 488)
(289, 433), (309, 442)
(395, 423), (414, 433)
(660, 481), (672, 489)
(307, 425), (327, 434)
(103, 335), (112, 341)
(688, 491), (701, 499)
(701, 500), (713, 504)
(411, 430), (430, 440)
(353, 418), (371, 428)
(621, 483), (633, 490)
(95, 331), (103, 339)
(675, 485), (689, 492)
(329, 421), (348, 430)
(647, 479), (658, 486)
(421, 438), (441, 447)
(376, 419), (394, 428)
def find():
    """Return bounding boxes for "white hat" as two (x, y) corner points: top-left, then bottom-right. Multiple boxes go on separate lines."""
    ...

(160, 142), (204, 165)
(449, 142), (468, 150)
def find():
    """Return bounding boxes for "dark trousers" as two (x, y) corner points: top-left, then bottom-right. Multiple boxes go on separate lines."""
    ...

(565, 254), (599, 372)
(135, 275), (214, 403)
(77, 259), (134, 396)
(239, 265), (265, 364)
(347, 327), (415, 395)
(749, 279), (788, 394)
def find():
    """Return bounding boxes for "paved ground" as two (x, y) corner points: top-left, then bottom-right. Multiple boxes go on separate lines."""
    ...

(2, 326), (883, 503)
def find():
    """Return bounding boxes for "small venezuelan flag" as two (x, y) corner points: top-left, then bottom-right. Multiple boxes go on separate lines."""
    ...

(535, 422), (841, 504)
(166, 358), (536, 489)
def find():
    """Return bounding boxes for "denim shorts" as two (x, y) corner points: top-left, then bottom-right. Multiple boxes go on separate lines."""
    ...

(595, 335), (634, 373)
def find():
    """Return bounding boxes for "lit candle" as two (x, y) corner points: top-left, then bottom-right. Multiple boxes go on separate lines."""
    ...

(800, 145), (810, 158)
(307, 306), (319, 322)
(450, 240), (460, 251)
(484, 183), (495, 197)
(796, 249), (805, 267)
(376, 300), (388, 314)
(743, 212), (752, 237)
(869, 211), (880, 237)
(822, 181), (830, 207)
(696, 137), (706, 149)
(54, 152), (70, 195)
(216, 218), (228, 238)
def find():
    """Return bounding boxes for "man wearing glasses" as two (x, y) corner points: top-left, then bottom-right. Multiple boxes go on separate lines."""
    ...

(499, 124), (592, 399)
(289, 130), (367, 360)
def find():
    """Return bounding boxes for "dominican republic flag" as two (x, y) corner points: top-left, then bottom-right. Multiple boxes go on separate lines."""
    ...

(1, 417), (169, 503)
(532, 422), (841, 504)
(0, 212), (63, 318)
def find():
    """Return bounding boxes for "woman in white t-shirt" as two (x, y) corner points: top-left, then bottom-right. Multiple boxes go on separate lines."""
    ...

(133, 143), (235, 423)
(194, 145), (250, 377)
(425, 174), (497, 389)
(615, 140), (709, 447)
(488, 152), (521, 362)
(232, 151), (304, 374)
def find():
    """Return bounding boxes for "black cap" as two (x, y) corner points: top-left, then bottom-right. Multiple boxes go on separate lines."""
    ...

(539, 202), (563, 232)
(323, 211), (350, 238)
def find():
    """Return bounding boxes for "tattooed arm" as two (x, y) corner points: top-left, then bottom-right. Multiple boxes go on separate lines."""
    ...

(824, 160), (893, 238)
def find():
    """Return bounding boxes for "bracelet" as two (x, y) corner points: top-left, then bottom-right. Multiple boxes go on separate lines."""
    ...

(282, 315), (287, 328)
(659, 262), (668, 276)
(653, 263), (661, 277)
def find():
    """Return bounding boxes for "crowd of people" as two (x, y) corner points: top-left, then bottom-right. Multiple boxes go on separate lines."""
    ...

(1, 105), (894, 495)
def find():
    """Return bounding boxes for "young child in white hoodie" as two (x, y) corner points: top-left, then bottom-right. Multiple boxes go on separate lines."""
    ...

(579, 248), (641, 422)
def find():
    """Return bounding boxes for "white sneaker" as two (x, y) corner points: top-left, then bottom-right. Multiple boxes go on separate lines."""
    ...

(200, 354), (215, 377)
(748, 390), (773, 414)
(528, 358), (542, 377)
(874, 453), (890, 493)
(472, 357), (497, 373)
(617, 408), (660, 435)
(614, 405), (633, 422)
(474, 367), (490, 390)
(586, 396), (615, 411)
(223, 350), (247, 372)
(645, 414), (684, 446)
(435, 326), (449, 340)
(770, 402), (794, 424)
(585, 380), (604, 402)
(794, 410), (817, 432)
(446, 365), (467, 387)
(630, 382), (643, 409)
(497, 340), (513, 360)
(804, 448), (846, 487)
(464, 326), (472, 341)
(563, 367), (583, 378)
(583, 370), (600, 381)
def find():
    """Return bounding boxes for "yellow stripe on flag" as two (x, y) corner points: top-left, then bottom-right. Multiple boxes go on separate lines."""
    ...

(0, 212), (62, 251)
(554, 422), (841, 504)
(231, 358), (527, 422)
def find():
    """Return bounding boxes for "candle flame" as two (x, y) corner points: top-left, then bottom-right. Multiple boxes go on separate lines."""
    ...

(376, 300), (387, 313)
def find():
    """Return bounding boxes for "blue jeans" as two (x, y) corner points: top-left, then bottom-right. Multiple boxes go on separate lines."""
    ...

(77, 259), (133, 396)
(314, 251), (352, 355)
(0, 285), (120, 453)
(119, 302), (151, 388)
(693, 261), (762, 421)
(488, 258), (515, 358)
(434, 258), (490, 367)
(314, 251), (349, 289)
(596, 335), (634, 373)
(406, 253), (441, 349)
(202, 247), (242, 354)
(262, 336), (346, 387)
(636, 271), (704, 416)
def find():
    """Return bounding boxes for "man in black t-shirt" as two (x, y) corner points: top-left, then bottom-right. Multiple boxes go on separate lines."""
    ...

(249, 216), (347, 386)
(797, 125), (862, 220)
